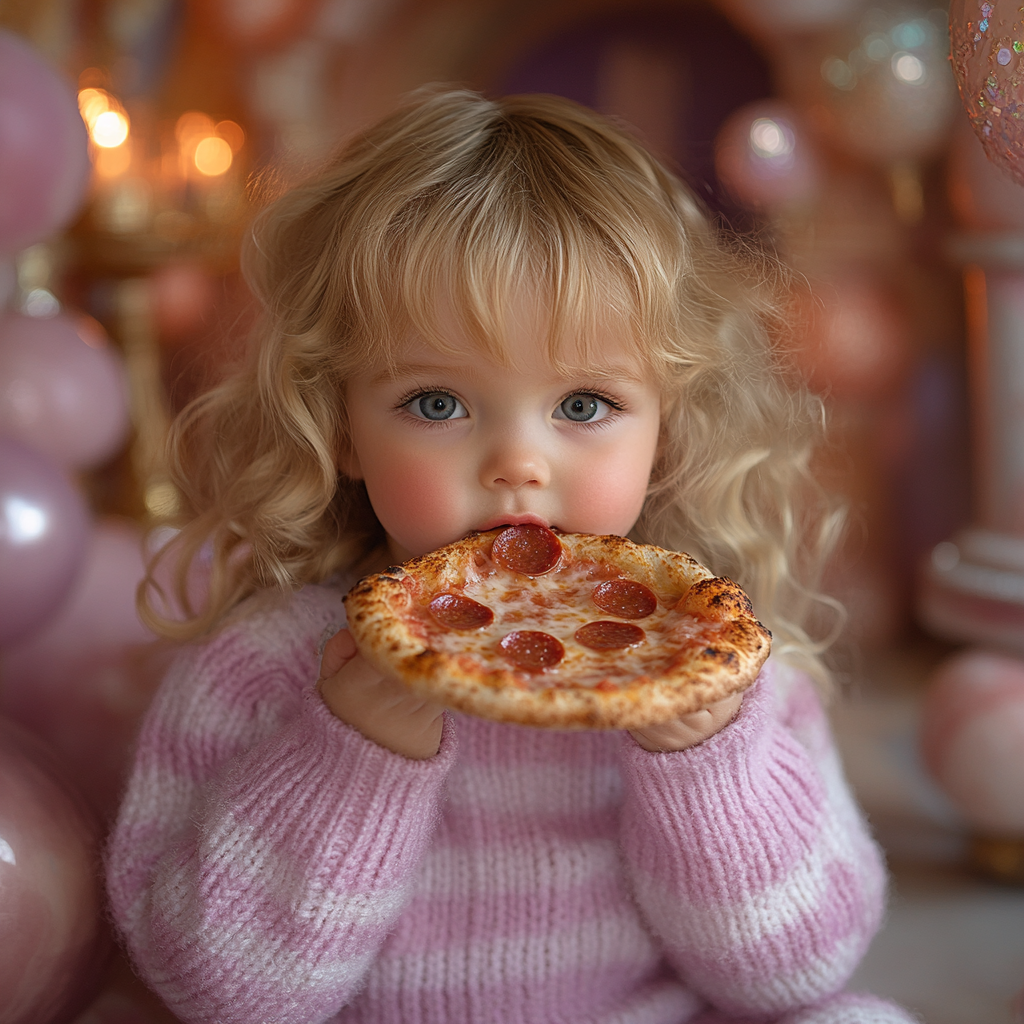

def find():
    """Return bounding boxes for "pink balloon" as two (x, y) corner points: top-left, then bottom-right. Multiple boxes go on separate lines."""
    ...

(715, 101), (819, 210)
(150, 262), (218, 341)
(0, 31), (90, 255)
(789, 273), (912, 400)
(0, 437), (90, 646)
(921, 650), (1024, 833)
(73, 989), (176, 1024)
(0, 314), (129, 469)
(0, 716), (110, 1023)
(0, 519), (163, 816)
(948, 109), (1024, 229)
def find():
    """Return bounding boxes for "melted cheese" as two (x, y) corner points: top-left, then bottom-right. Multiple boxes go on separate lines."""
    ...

(409, 554), (720, 690)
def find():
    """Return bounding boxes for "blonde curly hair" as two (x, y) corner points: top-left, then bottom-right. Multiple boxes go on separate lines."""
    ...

(142, 85), (844, 687)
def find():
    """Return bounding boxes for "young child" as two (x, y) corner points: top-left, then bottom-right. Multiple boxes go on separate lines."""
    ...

(107, 88), (916, 1024)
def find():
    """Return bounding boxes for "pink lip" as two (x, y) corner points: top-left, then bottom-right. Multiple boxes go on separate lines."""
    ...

(475, 513), (551, 532)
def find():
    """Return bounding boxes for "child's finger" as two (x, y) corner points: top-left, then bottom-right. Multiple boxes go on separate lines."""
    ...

(680, 692), (742, 730)
(319, 628), (358, 679)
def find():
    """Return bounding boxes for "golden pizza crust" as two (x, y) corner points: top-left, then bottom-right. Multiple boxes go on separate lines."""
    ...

(343, 531), (771, 730)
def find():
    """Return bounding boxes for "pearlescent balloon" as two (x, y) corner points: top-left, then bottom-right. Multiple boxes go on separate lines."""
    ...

(0, 438), (89, 646)
(714, 100), (820, 210)
(0, 717), (110, 1023)
(781, 6), (959, 164)
(921, 649), (1024, 832)
(0, 314), (130, 469)
(0, 519), (161, 817)
(0, 32), (90, 255)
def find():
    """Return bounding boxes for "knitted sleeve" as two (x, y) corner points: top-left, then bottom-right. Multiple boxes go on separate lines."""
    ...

(105, 588), (456, 1024)
(619, 660), (886, 1017)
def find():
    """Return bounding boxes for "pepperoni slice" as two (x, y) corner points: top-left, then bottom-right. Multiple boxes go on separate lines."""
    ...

(575, 620), (646, 650)
(592, 579), (657, 619)
(428, 593), (494, 630)
(491, 524), (562, 576)
(500, 630), (564, 670)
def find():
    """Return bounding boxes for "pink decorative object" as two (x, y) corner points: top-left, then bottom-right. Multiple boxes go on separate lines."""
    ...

(0, 438), (89, 646)
(782, 6), (958, 164)
(0, 31), (90, 255)
(0, 716), (110, 1023)
(714, 101), (819, 211)
(0, 518), (161, 816)
(0, 313), (130, 469)
(950, 0), (1024, 188)
(948, 114), (1024, 230)
(921, 649), (1024, 833)
(204, 0), (318, 49)
(150, 262), (217, 341)
(789, 273), (912, 400)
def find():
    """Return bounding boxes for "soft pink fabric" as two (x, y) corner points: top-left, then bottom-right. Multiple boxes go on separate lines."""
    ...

(106, 585), (908, 1024)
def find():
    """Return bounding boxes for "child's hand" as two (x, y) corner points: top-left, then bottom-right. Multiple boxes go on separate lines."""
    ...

(628, 692), (743, 753)
(317, 629), (445, 759)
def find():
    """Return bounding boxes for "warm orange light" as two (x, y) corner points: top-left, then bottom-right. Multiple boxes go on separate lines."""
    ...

(92, 110), (129, 148)
(193, 136), (233, 176)
(94, 143), (131, 178)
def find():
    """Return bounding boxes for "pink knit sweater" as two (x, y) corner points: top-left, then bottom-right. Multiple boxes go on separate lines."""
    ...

(107, 584), (887, 1024)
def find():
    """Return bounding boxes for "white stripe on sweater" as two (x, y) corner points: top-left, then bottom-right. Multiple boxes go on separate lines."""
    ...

(629, 822), (881, 959)
(445, 761), (624, 816)
(371, 908), (659, 988)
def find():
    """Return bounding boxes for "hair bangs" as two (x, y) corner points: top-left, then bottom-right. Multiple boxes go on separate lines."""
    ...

(353, 153), (661, 376)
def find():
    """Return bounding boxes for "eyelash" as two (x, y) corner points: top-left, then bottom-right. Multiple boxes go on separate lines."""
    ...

(395, 388), (465, 426)
(395, 387), (459, 407)
(562, 388), (623, 411)
(394, 387), (627, 423)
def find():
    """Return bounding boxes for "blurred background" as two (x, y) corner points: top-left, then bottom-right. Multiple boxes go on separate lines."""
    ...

(0, 0), (1023, 1022)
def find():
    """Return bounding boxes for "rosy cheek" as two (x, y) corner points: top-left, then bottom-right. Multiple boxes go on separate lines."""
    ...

(559, 447), (653, 535)
(361, 449), (461, 553)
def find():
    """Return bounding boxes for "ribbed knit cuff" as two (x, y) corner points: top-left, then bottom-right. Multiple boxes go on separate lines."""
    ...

(620, 664), (829, 894)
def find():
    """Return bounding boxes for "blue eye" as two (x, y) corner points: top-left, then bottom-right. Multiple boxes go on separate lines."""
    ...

(410, 392), (466, 421)
(557, 394), (602, 422)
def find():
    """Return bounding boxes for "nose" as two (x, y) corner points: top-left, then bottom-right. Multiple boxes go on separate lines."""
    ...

(479, 429), (550, 490)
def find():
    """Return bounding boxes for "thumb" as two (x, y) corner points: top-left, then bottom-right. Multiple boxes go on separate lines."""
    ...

(319, 628), (357, 680)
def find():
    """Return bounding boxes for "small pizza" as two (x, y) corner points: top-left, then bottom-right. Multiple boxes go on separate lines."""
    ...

(343, 525), (771, 730)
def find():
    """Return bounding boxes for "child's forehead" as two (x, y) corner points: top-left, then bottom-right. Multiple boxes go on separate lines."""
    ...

(369, 285), (653, 376)
(373, 326), (653, 384)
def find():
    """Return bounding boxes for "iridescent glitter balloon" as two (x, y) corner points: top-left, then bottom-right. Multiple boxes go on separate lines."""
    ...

(950, 0), (1024, 186)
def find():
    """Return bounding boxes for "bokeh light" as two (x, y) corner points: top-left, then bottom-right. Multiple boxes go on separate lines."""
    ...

(749, 118), (793, 160)
(193, 136), (232, 176)
(91, 110), (129, 148)
(77, 87), (129, 149)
